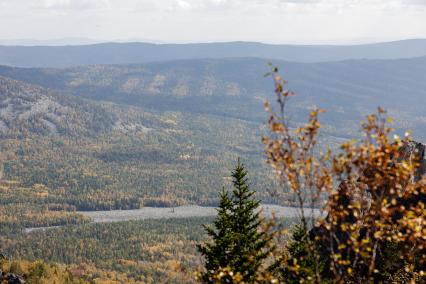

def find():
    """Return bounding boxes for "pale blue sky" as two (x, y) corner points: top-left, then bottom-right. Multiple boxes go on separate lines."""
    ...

(0, 0), (425, 44)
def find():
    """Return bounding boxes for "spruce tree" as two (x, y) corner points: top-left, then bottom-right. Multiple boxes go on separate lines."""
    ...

(197, 188), (235, 283)
(198, 159), (273, 283)
(282, 224), (321, 283)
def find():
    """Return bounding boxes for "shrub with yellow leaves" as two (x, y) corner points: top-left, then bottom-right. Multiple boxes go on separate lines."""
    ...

(263, 67), (425, 283)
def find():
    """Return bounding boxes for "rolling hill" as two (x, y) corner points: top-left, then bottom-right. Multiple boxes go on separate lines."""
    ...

(1, 56), (426, 139)
(0, 75), (278, 209)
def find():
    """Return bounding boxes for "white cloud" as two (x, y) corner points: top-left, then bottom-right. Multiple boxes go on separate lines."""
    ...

(176, 0), (192, 10)
(401, 0), (426, 5)
(0, 0), (424, 43)
(38, 0), (110, 10)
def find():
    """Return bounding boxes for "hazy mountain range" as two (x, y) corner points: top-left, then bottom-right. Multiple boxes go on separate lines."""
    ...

(0, 39), (425, 68)
(0, 37), (166, 46)
(0, 40), (425, 206)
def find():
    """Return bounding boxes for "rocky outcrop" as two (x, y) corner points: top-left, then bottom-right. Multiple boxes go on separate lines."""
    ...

(396, 140), (426, 182)
(0, 271), (25, 284)
(0, 76), (116, 137)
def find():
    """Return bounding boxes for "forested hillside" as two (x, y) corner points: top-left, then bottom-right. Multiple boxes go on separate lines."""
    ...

(1, 56), (426, 211)
(0, 78), (280, 213)
(1, 56), (426, 139)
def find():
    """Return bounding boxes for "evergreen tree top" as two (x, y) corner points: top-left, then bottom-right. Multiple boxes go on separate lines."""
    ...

(198, 158), (273, 283)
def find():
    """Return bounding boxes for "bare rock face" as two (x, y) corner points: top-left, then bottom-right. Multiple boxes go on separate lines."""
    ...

(0, 76), (69, 136)
(396, 140), (426, 182)
(0, 76), (116, 137)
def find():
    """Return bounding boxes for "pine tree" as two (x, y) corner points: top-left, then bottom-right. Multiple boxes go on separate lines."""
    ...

(198, 159), (273, 283)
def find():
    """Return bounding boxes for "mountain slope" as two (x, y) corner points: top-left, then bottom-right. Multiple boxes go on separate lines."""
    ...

(0, 76), (278, 209)
(0, 76), (116, 137)
(0, 39), (425, 68)
(1, 56), (426, 139)
(0, 55), (425, 209)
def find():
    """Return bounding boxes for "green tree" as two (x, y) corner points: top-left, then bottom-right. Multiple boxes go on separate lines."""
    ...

(280, 224), (325, 283)
(198, 159), (274, 283)
(197, 188), (235, 283)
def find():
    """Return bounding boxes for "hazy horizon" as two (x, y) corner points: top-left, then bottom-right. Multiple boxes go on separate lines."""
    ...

(0, 37), (425, 47)
(0, 0), (425, 45)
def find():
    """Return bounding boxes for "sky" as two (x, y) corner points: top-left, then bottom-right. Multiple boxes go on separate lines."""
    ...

(0, 0), (425, 44)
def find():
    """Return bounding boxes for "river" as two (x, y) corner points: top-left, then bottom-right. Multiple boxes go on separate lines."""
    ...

(24, 205), (321, 233)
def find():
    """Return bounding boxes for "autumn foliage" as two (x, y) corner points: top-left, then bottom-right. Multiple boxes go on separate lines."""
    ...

(262, 67), (425, 283)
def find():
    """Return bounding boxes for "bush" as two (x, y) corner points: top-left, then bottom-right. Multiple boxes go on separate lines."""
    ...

(261, 68), (426, 283)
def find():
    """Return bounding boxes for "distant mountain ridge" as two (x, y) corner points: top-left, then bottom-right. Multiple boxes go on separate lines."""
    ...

(0, 39), (425, 68)
(1, 56), (425, 139)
